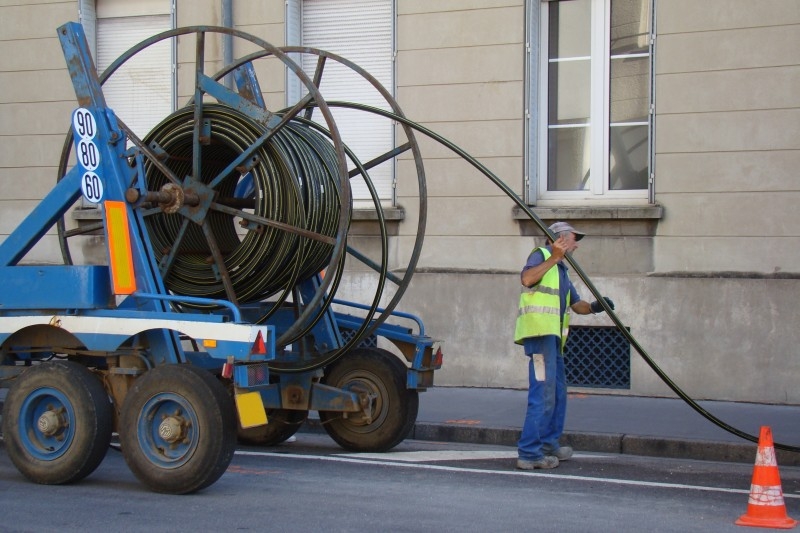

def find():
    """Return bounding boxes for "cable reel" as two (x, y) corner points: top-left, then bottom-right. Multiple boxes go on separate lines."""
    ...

(57, 26), (427, 372)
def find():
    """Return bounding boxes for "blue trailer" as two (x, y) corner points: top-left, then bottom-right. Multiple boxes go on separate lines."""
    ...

(0, 23), (442, 494)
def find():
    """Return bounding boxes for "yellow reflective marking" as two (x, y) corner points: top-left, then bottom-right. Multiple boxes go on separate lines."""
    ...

(235, 391), (268, 429)
(104, 201), (136, 295)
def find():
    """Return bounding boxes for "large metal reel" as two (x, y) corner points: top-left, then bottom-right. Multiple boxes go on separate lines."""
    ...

(56, 27), (428, 373)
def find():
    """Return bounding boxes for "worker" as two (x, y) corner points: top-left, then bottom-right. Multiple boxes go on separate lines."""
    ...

(514, 221), (614, 470)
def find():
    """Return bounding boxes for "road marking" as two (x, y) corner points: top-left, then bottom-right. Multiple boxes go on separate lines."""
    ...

(338, 450), (519, 462)
(235, 450), (800, 500)
(337, 450), (599, 462)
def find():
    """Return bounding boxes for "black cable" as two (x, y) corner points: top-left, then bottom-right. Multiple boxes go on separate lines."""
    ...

(325, 100), (800, 454)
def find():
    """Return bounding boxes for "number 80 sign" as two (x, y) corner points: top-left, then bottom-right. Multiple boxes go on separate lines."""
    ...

(72, 108), (104, 203)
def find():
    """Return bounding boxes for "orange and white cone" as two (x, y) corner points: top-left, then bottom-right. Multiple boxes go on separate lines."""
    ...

(736, 426), (797, 529)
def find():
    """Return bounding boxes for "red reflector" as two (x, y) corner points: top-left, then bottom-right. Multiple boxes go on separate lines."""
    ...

(251, 331), (267, 354)
(433, 347), (444, 367)
(222, 356), (233, 379)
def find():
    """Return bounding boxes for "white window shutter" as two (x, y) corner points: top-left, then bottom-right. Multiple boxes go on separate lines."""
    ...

(296, 0), (395, 205)
(96, 13), (172, 140)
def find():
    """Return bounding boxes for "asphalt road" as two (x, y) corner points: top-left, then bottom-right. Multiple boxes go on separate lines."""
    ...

(2, 434), (798, 532)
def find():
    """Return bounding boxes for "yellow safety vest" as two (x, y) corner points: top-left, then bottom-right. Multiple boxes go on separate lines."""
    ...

(514, 247), (571, 347)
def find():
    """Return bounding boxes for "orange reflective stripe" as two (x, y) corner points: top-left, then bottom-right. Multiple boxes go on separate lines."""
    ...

(104, 200), (136, 295)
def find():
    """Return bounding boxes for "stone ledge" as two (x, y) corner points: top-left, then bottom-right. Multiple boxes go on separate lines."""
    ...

(351, 206), (405, 221)
(512, 205), (663, 220)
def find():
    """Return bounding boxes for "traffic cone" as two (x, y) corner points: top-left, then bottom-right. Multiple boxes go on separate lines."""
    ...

(736, 426), (797, 529)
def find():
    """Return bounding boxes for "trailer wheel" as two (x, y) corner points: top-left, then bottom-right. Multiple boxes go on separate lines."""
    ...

(319, 347), (418, 452)
(1, 360), (112, 485)
(119, 364), (236, 494)
(237, 408), (308, 446)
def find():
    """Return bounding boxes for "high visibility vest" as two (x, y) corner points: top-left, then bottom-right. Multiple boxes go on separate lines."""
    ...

(514, 247), (571, 347)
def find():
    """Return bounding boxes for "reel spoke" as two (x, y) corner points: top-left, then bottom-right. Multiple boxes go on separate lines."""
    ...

(62, 222), (104, 239)
(210, 202), (336, 245)
(200, 219), (238, 306)
(303, 55), (327, 120)
(117, 120), (182, 187)
(157, 218), (190, 280)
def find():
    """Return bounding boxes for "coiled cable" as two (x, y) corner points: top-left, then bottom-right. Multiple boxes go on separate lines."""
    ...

(141, 104), (342, 305)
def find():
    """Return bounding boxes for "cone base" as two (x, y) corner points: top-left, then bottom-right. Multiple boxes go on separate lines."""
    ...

(736, 513), (797, 529)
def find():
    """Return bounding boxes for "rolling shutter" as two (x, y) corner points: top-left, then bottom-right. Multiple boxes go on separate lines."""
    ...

(291, 0), (395, 205)
(96, 2), (173, 140)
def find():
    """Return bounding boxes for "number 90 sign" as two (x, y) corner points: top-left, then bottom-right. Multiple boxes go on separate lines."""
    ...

(72, 108), (103, 203)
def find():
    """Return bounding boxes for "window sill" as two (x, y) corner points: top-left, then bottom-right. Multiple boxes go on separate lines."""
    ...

(513, 205), (663, 241)
(348, 207), (405, 236)
(351, 207), (405, 221)
(512, 205), (663, 221)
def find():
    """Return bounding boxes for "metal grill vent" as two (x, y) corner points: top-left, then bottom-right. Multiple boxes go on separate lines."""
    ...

(340, 328), (378, 348)
(564, 326), (630, 389)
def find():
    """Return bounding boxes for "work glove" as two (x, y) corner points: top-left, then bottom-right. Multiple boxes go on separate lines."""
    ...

(590, 297), (615, 314)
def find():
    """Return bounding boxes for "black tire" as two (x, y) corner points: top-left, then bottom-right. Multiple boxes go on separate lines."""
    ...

(119, 364), (236, 494)
(237, 408), (308, 446)
(319, 347), (418, 452)
(1, 360), (112, 485)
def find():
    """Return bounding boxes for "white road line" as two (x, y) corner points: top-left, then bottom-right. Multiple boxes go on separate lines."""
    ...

(337, 450), (519, 462)
(236, 450), (800, 499)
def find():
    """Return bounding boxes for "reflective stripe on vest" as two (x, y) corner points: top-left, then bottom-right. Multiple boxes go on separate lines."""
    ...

(514, 247), (570, 347)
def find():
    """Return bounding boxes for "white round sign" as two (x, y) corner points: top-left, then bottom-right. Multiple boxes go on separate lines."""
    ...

(80, 171), (103, 203)
(72, 108), (97, 139)
(76, 138), (99, 171)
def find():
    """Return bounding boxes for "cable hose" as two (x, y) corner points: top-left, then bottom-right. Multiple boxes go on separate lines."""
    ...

(323, 100), (800, 454)
(137, 104), (393, 373)
(141, 104), (341, 306)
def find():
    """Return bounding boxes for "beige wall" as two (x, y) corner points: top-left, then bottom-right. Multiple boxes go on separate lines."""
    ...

(0, 1), (79, 263)
(1, 1), (799, 404)
(396, 1), (529, 273)
(654, 0), (800, 273)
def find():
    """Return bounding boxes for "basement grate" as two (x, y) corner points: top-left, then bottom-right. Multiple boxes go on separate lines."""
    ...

(564, 326), (631, 389)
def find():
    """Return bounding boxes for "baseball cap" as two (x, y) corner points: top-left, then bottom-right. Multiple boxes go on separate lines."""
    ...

(548, 221), (585, 241)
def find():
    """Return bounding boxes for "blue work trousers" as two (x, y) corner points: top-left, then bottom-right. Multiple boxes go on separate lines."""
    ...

(518, 335), (567, 460)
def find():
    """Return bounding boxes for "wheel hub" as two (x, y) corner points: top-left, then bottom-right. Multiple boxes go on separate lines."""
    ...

(37, 407), (66, 437)
(158, 415), (186, 443)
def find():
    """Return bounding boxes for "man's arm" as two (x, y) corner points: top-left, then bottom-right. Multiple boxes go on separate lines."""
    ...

(520, 236), (570, 288)
(570, 300), (593, 315)
(572, 297), (615, 315)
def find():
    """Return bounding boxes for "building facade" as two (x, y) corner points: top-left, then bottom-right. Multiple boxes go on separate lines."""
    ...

(1, 0), (798, 403)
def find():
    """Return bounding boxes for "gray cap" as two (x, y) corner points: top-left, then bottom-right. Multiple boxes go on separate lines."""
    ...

(548, 221), (585, 241)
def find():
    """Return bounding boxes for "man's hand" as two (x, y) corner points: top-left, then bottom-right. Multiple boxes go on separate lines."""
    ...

(590, 297), (615, 314)
(550, 235), (572, 260)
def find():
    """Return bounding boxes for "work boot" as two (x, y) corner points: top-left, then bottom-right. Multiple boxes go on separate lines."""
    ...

(516, 456), (559, 470)
(549, 446), (573, 461)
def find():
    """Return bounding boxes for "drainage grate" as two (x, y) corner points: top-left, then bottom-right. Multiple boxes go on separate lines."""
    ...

(564, 326), (630, 389)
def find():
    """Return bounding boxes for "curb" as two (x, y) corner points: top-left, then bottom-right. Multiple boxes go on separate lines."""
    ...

(3, 398), (797, 467)
(301, 419), (800, 467)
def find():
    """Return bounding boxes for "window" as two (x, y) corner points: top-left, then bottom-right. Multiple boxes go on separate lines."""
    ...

(81, 0), (175, 140)
(532, 0), (653, 205)
(286, 0), (395, 206)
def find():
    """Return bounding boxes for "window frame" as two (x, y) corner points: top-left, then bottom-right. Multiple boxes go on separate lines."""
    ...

(527, 0), (655, 206)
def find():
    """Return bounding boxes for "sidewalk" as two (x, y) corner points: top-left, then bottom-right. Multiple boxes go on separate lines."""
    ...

(302, 387), (800, 466)
(407, 387), (800, 466)
(3, 386), (799, 466)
